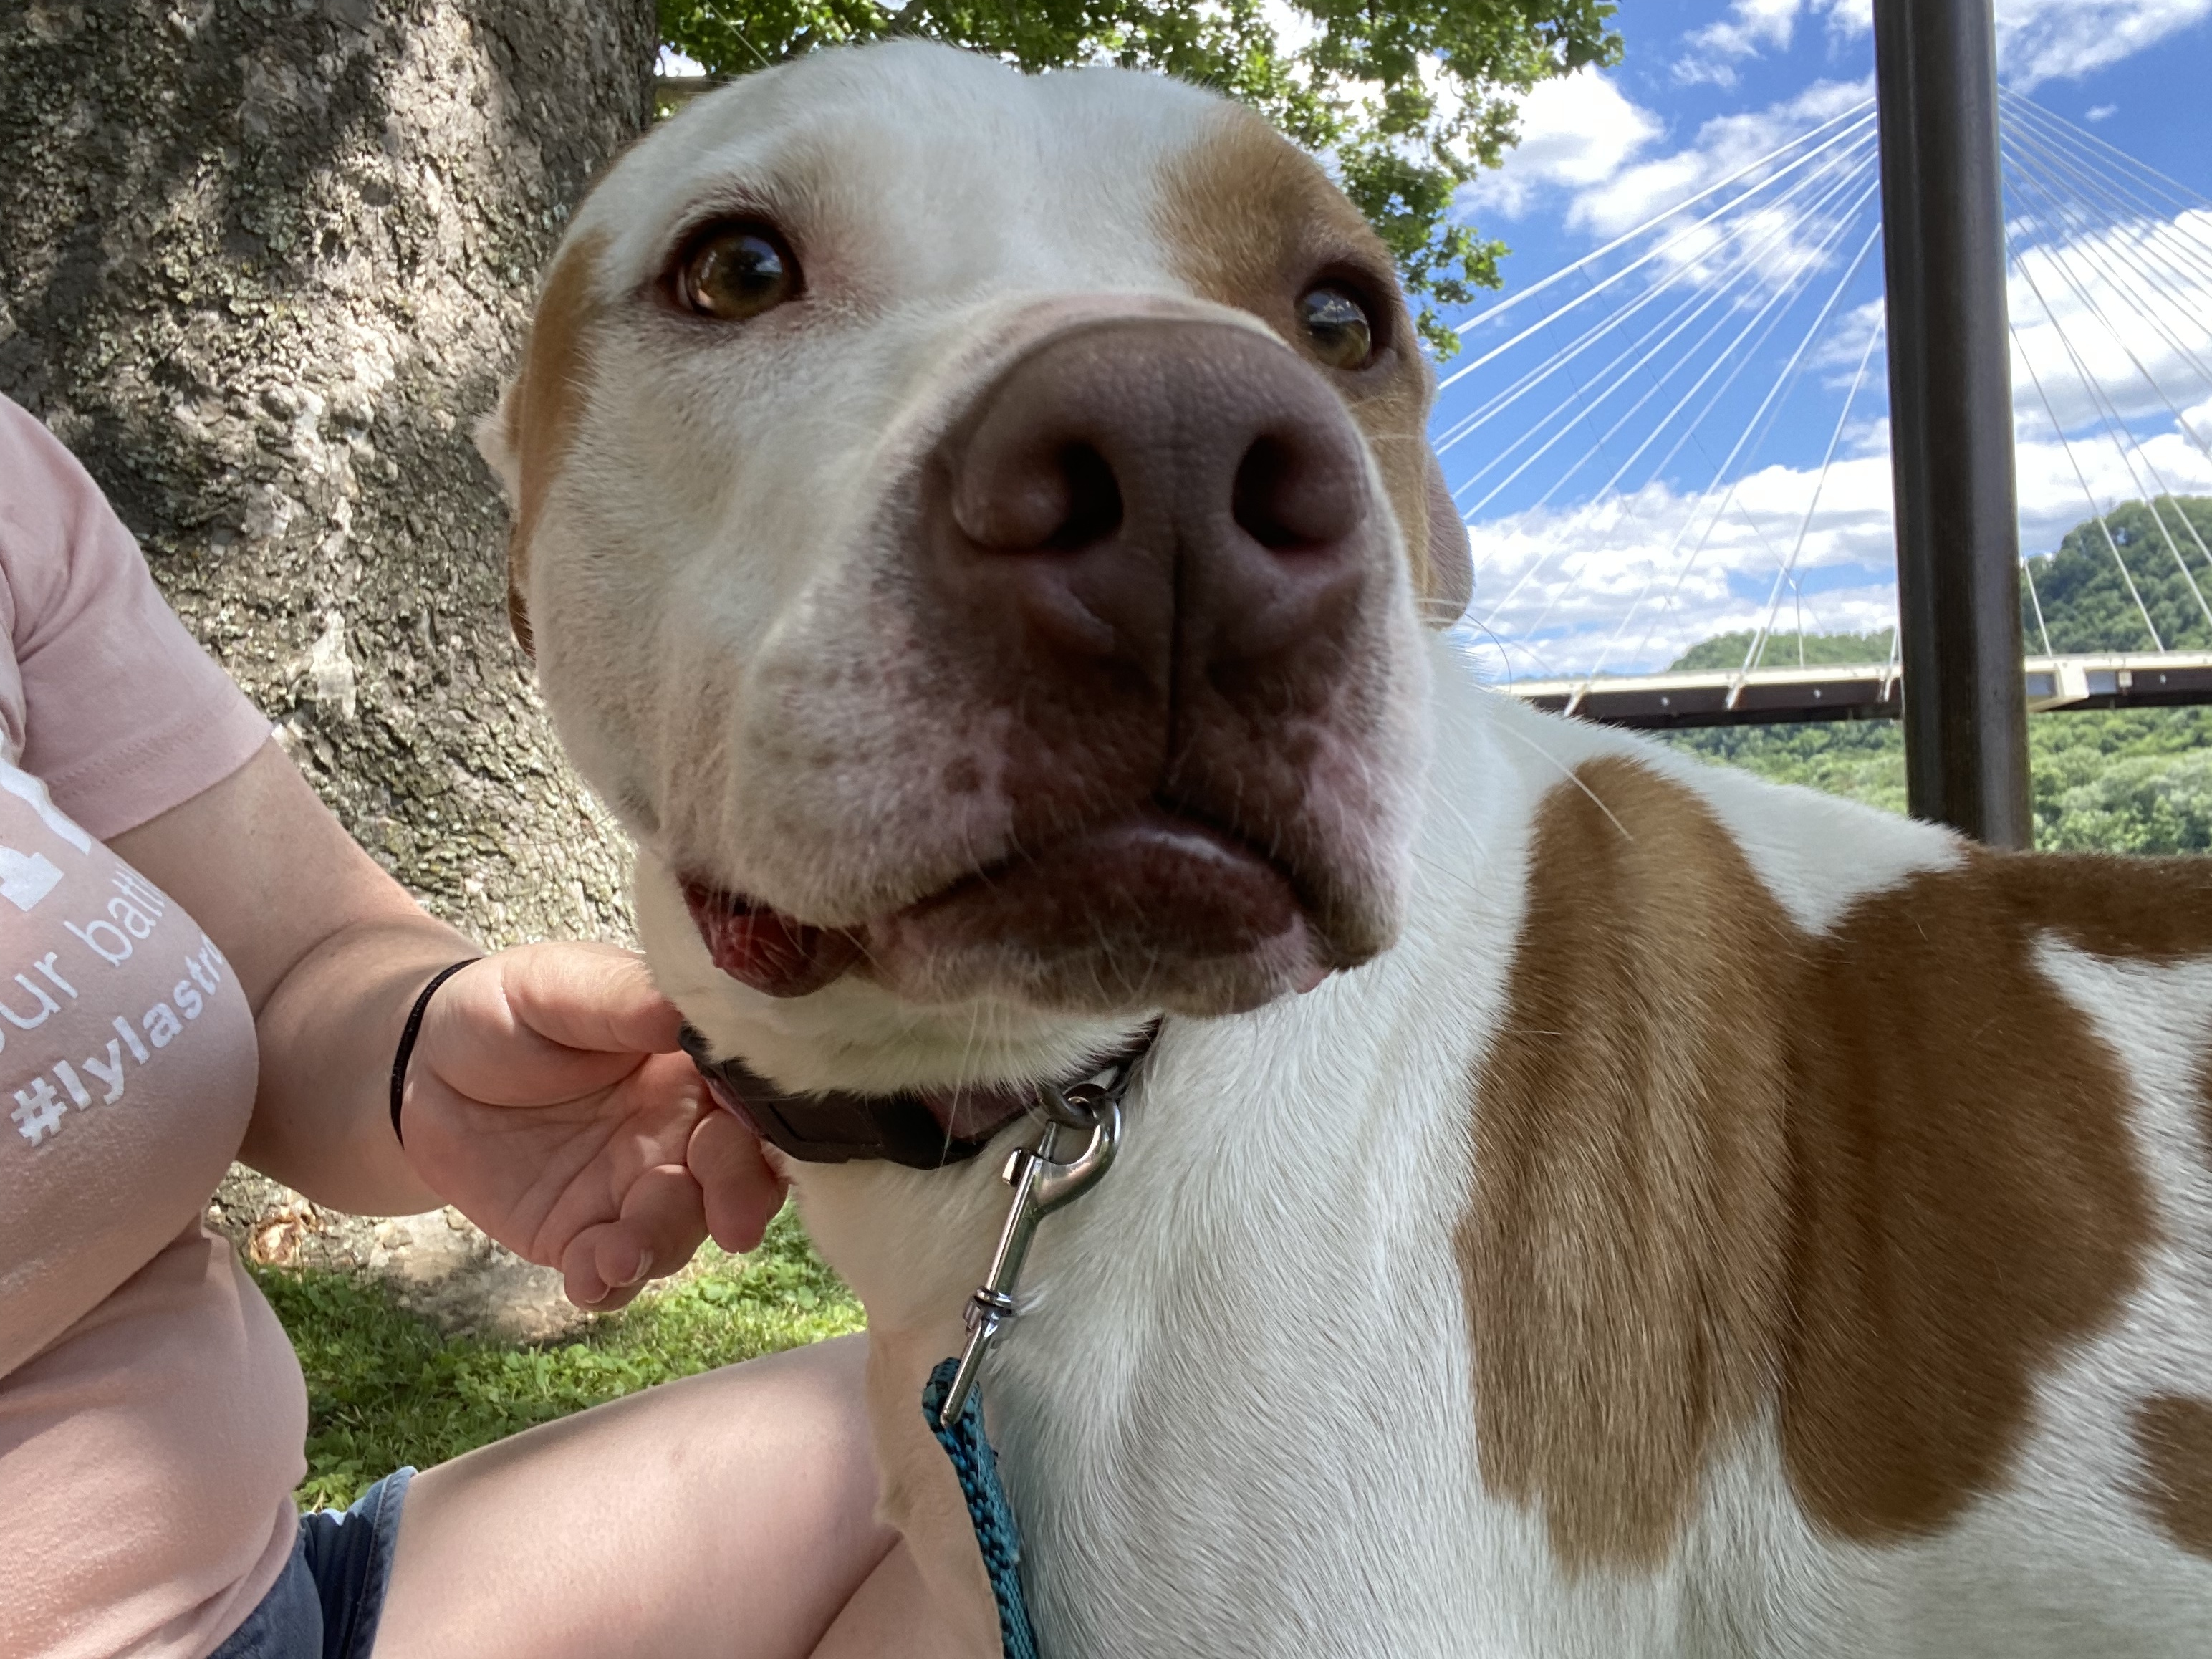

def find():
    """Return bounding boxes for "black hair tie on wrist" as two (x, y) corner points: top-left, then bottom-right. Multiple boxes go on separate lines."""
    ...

(390, 959), (480, 1147)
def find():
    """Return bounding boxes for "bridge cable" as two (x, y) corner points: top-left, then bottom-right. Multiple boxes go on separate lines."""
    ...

(2001, 156), (2212, 635)
(1472, 175), (1883, 638)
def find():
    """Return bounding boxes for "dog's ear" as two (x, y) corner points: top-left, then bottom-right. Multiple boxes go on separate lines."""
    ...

(473, 393), (532, 656)
(477, 229), (610, 661)
(474, 395), (521, 504)
(1419, 446), (1473, 630)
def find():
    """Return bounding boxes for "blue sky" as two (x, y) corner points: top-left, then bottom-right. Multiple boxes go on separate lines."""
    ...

(1476, 0), (2212, 290)
(1439, 0), (2212, 676)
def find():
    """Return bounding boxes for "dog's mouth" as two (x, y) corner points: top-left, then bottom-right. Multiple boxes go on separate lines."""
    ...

(681, 806), (1337, 1007)
(679, 883), (866, 999)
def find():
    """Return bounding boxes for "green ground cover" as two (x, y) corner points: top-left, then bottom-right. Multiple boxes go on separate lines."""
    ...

(254, 1207), (862, 1509)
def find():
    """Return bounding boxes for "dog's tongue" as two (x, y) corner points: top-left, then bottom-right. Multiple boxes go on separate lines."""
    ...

(682, 882), (860, 998)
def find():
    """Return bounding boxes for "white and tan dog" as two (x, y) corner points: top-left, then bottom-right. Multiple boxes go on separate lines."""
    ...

(480, 42), (2212, 1657)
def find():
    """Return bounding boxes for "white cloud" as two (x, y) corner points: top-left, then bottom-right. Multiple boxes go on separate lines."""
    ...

(1681, 0), (1805, 80)
(1999, 0), (2212, 90)
(1675, 0), (1867, 85)
(1669, 0), (2209, 95)
(1462, 398), (2212, 678)
(1462, 458), (1900, 678)
(1565, 77), (1874, 241)
(2087, 105), (2120, 122)
(1823, 0), (1873, 40)
(1506, 4), (2198, 255)
(2006, 209), (2212, 442)
(2016, 421), (2212, 545)
(1808, 297), (1886, 376)
(1458, 70), (1665, 221)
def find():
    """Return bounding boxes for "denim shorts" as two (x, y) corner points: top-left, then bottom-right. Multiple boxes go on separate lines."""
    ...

(208, 1468), (413, 1659)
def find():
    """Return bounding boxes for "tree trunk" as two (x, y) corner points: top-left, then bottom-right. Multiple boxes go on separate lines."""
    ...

(0, 0), (655, 947)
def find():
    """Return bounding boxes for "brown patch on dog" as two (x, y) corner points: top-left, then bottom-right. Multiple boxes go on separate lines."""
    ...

(1465, 757), (2178, 1571)
(1782, 859), (2159, 1541)
(1155, 110), (1468, 621)
(501, 229), (609, 655)
(1975, 857), (2212, 964)
(1422, 448), (1473, 627)
(2132, 1395), (2212, 1559)
(1463, 756), (1796, 1570)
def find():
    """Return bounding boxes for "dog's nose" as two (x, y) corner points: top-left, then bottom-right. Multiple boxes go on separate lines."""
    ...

(930, 319), (1379, 673)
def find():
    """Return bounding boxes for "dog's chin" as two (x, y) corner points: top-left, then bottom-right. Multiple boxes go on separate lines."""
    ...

(864, 817), (1352, 1016)
(685, 812), (1383, 1019)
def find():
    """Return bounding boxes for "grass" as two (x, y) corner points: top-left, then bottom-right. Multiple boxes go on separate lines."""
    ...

(250, 1207), (863, 1509)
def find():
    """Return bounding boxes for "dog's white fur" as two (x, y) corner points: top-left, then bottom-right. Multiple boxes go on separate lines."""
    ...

(486, 43), (2212, 1655)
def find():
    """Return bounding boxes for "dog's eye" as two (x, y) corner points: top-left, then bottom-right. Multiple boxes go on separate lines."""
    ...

(1297, 284), (1375, 370)
(675, 224), (798, 322)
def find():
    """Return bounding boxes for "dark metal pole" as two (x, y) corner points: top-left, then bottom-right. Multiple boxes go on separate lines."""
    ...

(1872, 0), (2031, 847)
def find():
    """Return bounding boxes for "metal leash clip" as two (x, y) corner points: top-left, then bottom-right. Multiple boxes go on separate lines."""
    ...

(933, 1072), (1127, 1429)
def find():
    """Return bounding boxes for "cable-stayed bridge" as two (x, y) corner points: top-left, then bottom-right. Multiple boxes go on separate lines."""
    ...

(1438, 88), (2212, 728)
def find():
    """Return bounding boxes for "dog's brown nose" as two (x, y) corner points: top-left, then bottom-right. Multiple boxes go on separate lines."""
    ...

(928, 318), (1379, 675)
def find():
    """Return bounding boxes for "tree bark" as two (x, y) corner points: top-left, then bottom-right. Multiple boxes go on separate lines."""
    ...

(0, 0), (655, 946)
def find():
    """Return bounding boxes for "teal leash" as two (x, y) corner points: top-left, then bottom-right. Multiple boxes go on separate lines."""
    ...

(924, 1360), (1041, 1659)
(920, 1052), (1143, 1659)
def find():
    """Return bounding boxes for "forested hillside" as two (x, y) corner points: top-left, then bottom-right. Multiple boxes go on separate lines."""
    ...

(1669, 627), (1896, 673)
(1650, 496), (2212, 853)
(2019, 496), (2212, 653)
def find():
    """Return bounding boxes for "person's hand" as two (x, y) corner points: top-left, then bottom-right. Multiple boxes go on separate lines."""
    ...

(395, 942), (786, 1309)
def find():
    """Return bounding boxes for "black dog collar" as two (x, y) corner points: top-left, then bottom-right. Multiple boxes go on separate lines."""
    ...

(678, 1023), (1158, 1170)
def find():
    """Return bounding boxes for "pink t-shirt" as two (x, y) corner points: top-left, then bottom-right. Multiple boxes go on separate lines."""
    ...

(0, 397), (304, 1658)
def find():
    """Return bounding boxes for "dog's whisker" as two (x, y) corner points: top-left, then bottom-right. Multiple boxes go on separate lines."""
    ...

(1490, 718), (1634, 844)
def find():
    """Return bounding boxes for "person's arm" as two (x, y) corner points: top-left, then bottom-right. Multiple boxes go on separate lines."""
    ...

(110, 739), (461, 1214)
(110, 739), (783, 1305)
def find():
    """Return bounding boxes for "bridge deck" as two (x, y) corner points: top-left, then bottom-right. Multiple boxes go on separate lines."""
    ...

(1502, 653), (2212, 728)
